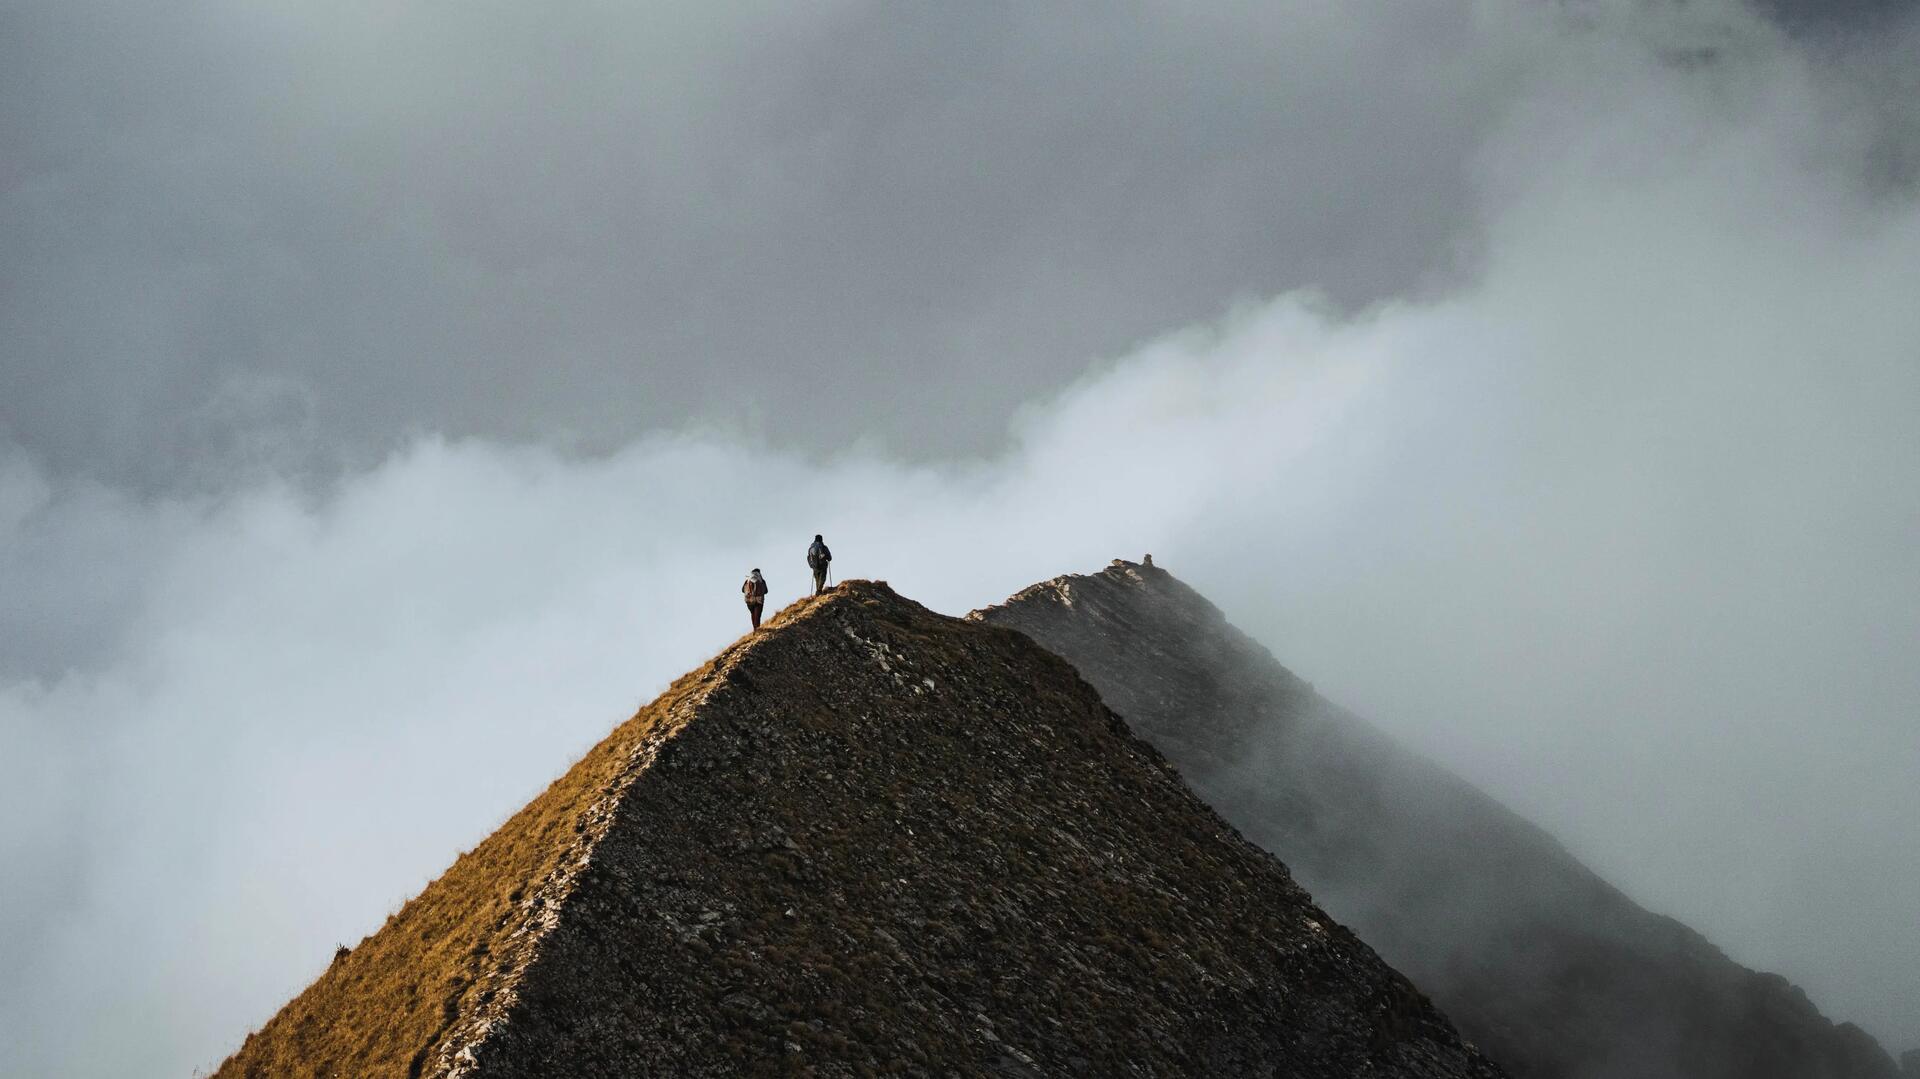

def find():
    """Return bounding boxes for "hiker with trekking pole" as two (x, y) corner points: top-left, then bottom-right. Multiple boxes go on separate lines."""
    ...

(807, 535), (833, 595)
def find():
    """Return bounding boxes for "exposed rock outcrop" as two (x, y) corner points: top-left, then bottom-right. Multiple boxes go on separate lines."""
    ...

(974, 559), (1900, 1079)
(216, 580), (1506, 1078)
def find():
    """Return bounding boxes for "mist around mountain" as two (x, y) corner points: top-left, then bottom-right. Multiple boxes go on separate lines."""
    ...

(215, 581), (1504, 1078)
(975, 560), (1902, 1079)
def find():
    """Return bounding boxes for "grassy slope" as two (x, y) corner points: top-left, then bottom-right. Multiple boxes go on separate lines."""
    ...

(211, 594), (831, 1079)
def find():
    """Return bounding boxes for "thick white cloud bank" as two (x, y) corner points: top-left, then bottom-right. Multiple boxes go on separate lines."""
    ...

(4, 3), (1920, 1075)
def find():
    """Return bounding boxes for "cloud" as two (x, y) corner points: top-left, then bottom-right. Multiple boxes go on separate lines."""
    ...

(3, 1), (1919, 1076)
(0, 0), (1623, 480)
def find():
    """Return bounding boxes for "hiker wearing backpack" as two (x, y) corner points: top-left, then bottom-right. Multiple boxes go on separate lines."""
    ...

(742, 568), (769, 630)
(806, 535), (833, 595)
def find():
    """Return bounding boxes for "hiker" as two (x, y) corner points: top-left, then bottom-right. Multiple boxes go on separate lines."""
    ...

(742, 568), (768, 630)
(806, 534), (833, 595)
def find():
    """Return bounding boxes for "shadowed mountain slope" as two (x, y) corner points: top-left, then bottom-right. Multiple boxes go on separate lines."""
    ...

(973, 559), (1899, 1079)
(215, 580), (1506, 1079)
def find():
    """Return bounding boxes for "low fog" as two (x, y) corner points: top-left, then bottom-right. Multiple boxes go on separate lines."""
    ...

(3, 1), (1917, 1075)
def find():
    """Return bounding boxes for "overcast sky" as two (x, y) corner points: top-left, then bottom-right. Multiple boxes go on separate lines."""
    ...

(3, 1), (1918, 1075)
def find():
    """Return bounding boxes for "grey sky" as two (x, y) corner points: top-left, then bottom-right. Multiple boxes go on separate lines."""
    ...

(2, 0), (1531, 483)
(3, 2), (1918, 1076)
(7, 1), (1908, 482)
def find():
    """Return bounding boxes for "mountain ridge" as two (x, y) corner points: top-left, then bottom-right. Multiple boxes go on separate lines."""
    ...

(215, 579), (1506, 1078)
(973, 559), (1899, 1079)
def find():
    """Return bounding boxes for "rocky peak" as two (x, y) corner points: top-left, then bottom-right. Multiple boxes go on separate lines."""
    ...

(985, 559), (1321, 773)
(215, 579), (1505, 1078)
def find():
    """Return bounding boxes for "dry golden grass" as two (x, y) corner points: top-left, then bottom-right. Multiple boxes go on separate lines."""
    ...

(212, 592), (834, 1079)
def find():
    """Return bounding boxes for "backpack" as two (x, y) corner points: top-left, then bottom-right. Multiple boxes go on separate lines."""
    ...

(808, 542), (830, 570)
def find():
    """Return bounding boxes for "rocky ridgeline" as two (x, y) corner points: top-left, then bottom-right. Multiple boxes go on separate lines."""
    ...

(974, 559), (1901, 1079)
(216, 580), (1506, 1078)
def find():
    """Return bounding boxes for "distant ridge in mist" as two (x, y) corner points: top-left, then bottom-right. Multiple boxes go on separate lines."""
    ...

(975, 559), (1902, 1079)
